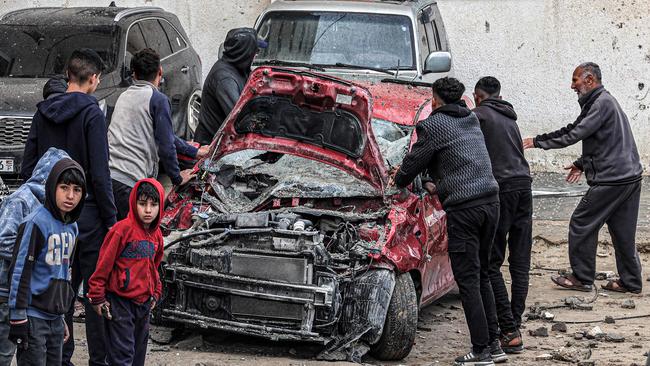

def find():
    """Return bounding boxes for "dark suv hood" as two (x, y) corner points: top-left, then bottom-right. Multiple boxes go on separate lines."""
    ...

(0, 78), (47, 113)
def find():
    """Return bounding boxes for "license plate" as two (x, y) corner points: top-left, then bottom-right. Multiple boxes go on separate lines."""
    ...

(0, 158), (14, 173)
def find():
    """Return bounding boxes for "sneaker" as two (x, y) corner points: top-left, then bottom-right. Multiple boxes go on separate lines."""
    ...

(500, 330), (524, 354)
(489, 340), (508, 363)
(453, 350), (495, 366)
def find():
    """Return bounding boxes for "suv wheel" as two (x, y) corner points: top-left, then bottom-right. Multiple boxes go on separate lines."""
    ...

(186, 90), (202, 137)
(370, 272), (418, 360)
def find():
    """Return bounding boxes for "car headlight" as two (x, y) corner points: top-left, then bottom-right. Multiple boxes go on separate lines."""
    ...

(98, 99), (107, 116)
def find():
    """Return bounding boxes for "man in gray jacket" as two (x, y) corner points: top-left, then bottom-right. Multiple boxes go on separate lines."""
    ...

(524, 62), (643, 294)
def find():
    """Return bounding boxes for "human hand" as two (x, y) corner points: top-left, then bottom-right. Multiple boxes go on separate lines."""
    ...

(424, 182), (437, 195)
(9, 319), (29, 350)
(63, 320), (70, 343)
(522, 137), (535, 149)
(92, 301), (113, 320)
(179, 169), (197, 186)
(150, 299), (156, 311)
(196, 145), (211, 158)
(564, 163), (582, 184)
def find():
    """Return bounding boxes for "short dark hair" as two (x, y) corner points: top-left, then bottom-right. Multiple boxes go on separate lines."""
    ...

(431, 77), (465, 104)
(136, 182), (159, 204)
(579, 62), (602, 82)
(57, 168), (85, 187)
(130, 48), (160, 82)
(475, 76), (501, 96)
(66, 48), (104, 83)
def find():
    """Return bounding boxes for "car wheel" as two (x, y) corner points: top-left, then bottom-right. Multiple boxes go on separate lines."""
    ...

(370, 272), (418, 361)
(186, 90), (202, 137)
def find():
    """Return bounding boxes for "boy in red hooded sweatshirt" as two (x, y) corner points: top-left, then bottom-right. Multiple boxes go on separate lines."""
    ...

(87, 178), (164, 366)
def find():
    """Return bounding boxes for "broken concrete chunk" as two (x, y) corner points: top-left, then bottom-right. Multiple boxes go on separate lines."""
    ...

(604, 333), (625, 343)
(605, 316), (616, 324)
(595, 271), (616, 280)
(574, 332), (585, 340)
(574, 303), (594, 311)
(587, 340), (599, 348)
(552, 322), (568, 333)
(542, 311), (555, 320)
(535, 353), (553, 361)
(551, 347), (592, 363)
(529, 327), (549, 337)
(585, 326), (604, 339)
(577, 361), (595, 366)
(621, 299), (636, 309)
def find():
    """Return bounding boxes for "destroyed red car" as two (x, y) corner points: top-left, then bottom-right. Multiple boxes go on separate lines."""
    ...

(158, 66), (455, 361)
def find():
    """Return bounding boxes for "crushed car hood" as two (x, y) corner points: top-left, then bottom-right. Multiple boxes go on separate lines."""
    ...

(209, 66), (388, 191)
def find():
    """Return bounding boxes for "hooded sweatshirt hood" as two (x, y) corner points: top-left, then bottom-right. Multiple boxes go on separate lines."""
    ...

(26, 147), (70, 203)
(45, 158), (86, 223)
(127, 178), (165, 231)
(43, 76), (69, 100)
(222, 27), (259, 74)
(36, 92), (98, 124)
(479, 98), (518, 120)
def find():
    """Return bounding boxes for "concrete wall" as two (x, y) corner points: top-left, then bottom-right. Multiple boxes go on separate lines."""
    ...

(437, 0), (650, 172)
(2, 0), (649, 172)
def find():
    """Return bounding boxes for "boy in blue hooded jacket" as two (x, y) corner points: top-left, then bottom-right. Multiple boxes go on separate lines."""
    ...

(8, 158), (85, 365)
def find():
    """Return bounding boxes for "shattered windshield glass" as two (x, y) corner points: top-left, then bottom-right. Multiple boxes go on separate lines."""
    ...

(372, 118), (412, 169)
(0, 25), (116, 77)
(256, 11), (415, 70)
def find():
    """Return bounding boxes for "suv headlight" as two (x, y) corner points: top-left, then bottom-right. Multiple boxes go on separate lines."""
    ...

(98, 99), (107, 116)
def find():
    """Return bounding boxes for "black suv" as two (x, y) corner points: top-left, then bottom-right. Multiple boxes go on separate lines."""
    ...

(0, 5), (202, 189)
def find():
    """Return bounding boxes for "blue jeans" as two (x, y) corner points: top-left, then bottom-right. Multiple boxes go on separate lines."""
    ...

(16, 316), (64, 366)
(0, 302), (16, 366)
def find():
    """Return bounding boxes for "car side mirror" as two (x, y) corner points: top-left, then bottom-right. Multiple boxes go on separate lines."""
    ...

(423, 51), (452, 74)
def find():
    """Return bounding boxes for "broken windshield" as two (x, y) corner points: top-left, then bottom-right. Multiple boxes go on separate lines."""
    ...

(0, 25), (116, 77)
(255, 11), (415, 70)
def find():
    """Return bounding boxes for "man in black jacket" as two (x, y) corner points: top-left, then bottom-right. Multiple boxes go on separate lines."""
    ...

(394, 77), (502, 366)
(194, 28), (265, 145)
(474, 77), (532, 353)
(524, 62), (643, 294)
(20, 48), (116, 366)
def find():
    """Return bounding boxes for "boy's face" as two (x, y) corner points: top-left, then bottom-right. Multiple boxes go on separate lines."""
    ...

(55, 183), (83, 214)
(136, 196), (159, 226)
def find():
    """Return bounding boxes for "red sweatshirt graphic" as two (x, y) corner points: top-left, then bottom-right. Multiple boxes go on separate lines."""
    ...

(88, 178), (165, 305)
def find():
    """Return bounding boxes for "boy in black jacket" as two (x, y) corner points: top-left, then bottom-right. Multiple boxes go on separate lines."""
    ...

(20, 48), (116, 365)
(474, 77), (532, 353)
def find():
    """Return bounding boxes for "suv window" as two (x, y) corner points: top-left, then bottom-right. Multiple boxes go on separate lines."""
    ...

(417, 13), (430, 67)
(0, 24), (116, 77)
(139, 19), (173, 58)
(126, 23), (147, 66)
(160, 20), (187, 54)
(256, 11), (415, 70)
(422, 6), (441, 52)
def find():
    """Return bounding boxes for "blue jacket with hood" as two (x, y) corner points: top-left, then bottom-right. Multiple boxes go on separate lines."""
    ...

(20, 92), (117, 229)
(0, 148), (68, 298)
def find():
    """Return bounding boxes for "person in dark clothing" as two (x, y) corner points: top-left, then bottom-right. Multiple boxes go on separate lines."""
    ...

(393, 77), (503, 366)
(524, 62), (644, 294)
(42, 75), (68, 100)
(8, 158), (86, 366)
(20, 48), (117, 366)
(473, 76), (532, 354)
(193, 27), (266, 145)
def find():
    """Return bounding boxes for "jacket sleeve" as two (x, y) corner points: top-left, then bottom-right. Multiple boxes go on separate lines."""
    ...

(8, 222), (45, 321)
(150, 92), (182, 186)
(87, 228), (124, 305)
(86, 111), (117, 228)
(394, 125), (436, 188)
(534, 101), (607, 149)
(0, 199), (29, 261)
(174, 136), (198, 158)
(153, 233), (164, 301)
(20, 115), (39, 181)
(215, 77), (242, 118)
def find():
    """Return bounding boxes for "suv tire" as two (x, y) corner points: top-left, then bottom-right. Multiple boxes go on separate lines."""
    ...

(370, 272), (417, 360)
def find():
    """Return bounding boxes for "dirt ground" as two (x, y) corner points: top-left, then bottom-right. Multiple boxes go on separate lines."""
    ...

(62, 218), (650, 366)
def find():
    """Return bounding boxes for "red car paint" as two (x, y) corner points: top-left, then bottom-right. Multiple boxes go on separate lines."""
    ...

(165, 66), (456, 307)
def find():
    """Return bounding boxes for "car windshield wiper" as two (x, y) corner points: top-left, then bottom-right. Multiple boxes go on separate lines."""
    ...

(333, 63), (395, 76)
(254, 59), (325, 71)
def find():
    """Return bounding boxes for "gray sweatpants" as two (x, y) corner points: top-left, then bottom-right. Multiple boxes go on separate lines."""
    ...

(569, 181), (643, 292)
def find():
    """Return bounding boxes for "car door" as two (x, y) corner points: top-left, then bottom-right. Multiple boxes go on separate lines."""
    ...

(419, 4), (451, 83)
(139, 18), (193, 137)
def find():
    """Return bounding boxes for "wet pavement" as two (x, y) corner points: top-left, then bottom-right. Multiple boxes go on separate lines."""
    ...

(532, 173), (650, 225)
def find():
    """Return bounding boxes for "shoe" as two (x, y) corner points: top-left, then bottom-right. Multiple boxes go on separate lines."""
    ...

(489, 340), (508, 363)
(453, 350), (495, 366)
(500, 330), (524, 354)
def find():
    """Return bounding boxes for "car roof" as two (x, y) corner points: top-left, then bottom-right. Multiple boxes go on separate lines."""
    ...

(0, 6), (166, 26)
(264, 0), (434, 15)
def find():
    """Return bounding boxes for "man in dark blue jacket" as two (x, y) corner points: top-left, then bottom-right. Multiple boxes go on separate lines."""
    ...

(20, 48), (116, 366)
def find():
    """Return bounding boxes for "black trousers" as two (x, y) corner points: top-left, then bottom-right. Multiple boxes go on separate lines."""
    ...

(62, 203), (109, 366)
(112, 179), (132, 221)
(569, 181), (643, 292)
(447, 202), (500, 354)
(104, 293), (150, 366)
(488, 189), (533, 333)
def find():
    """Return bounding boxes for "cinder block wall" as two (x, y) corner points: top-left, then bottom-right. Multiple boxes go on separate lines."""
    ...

(2, 0), (648, 172)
